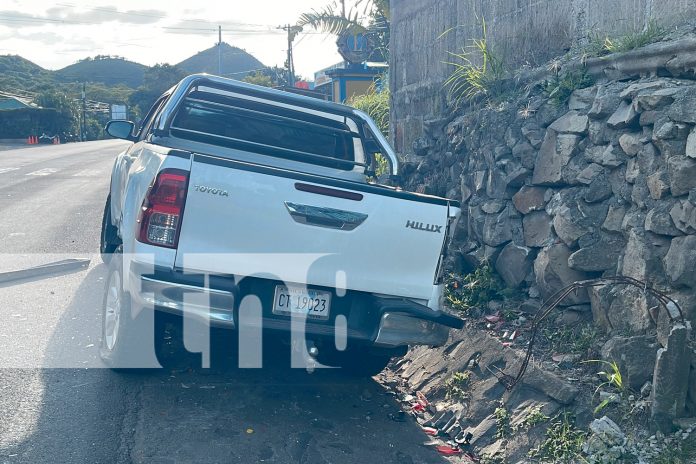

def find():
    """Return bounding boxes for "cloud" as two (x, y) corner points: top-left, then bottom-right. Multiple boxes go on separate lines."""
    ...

(46, 5), (167, 25)
(164, 19), (280, 35)
(17, 31), (63, 45)
(0, 6), (167, 27)
(0, 10), (44, 23)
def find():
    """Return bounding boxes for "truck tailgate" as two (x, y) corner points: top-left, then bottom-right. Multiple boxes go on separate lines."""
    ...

(174, 154), (456, 300)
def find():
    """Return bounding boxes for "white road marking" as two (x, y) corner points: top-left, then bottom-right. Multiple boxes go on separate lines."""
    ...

(26, 168), (58, 176)
(72, 169), (103, 177)
(0, 168), (19, 174)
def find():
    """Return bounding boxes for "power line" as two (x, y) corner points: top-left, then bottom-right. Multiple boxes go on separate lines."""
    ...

(0, 15), (283, 34)
(0, 8), (278, 30)
(162, 26), (282, 34)
(55, 2), (276, 28)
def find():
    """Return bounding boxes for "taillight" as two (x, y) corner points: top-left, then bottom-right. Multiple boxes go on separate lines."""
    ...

(137, 169), (189, 248)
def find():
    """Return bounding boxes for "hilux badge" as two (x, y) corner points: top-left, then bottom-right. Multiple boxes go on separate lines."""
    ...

(405, 220), (442, 233)
(194, 185), (229, 197)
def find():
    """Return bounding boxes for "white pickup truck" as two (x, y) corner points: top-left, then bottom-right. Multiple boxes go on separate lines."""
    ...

(100, 74), (462, 374)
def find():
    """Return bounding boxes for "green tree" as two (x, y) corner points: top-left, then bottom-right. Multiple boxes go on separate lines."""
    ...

(262, 66), (292, 87)
(129, 64), (185, 120)
(35, 91), (79, 137)
(243, 71), (274, 87)
(298, 0), (390, 61)
(84, 115), (109, 141)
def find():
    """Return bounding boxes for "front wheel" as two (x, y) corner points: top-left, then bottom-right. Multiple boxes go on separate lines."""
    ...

(100, 195), (120, 264)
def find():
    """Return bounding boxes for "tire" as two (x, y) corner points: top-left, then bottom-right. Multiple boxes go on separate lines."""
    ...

(99, 246), (163, 371)
(100, 195), (120, 264)
(152, 312), (206, 370)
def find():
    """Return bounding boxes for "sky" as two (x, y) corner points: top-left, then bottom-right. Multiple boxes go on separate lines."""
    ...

(0, 0), (357, 79)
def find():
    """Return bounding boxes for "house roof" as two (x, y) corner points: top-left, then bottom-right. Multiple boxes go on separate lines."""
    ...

(0, 96), (39, 111)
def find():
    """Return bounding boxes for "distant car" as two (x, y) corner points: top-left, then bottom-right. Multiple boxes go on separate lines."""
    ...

(100, 74), (463, 375)
(38, 134), (54, 144)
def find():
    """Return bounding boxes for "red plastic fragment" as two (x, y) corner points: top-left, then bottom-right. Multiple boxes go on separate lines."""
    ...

(411, 402), (426, 412)
(436, 445), (463, 456)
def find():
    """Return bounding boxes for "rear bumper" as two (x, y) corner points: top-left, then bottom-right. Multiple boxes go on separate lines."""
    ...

(128, 262), (463, 348)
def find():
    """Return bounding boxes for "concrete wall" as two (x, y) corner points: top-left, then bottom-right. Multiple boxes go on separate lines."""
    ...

(390, 0), (696, 155)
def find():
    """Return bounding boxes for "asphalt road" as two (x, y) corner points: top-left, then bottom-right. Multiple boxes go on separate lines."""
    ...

(0, 141), (445, 464)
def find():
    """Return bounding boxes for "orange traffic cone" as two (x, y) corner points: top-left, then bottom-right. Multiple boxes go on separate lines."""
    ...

(27, 136), (32, 145)
(32, 136), (37, 144)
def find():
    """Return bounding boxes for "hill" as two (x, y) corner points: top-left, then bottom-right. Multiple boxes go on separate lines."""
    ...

(0, 55), (53, 91)
(55, 56), (147, 88)
(0, 55), (47, 78)
(177, 42), (264, 78)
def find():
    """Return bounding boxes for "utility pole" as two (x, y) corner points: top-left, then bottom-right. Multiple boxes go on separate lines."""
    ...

(81, 82), (86, 142)
(218, 25), (222, 76)
(286, 24), (294, 87)
(341, 0), (346, 18)
(278, 24), (301, 87)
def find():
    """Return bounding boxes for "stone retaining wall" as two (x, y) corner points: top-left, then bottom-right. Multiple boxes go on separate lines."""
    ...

(401, 69), (696, 424)
(404, 72), (696, 339)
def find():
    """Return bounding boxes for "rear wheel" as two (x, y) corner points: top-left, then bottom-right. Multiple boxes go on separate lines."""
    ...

(100, 246), (163, 371)
(100, 195), (120, 264)
(153, 312), (209, 370)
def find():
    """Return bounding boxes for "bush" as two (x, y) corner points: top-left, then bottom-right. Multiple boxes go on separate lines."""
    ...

(350, 81), (390, 178)
(543, 70), (594, 106)
(528, 413), (587, 463)
(585, 20), (666, 57)
(445, 263), (510, 312)
(349, 82), (390, 137)
(443, 17), (506, 105)
(445, 371), (472, 401)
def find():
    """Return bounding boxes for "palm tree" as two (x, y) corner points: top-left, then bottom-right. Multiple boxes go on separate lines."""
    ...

(298, 0), (390, 60)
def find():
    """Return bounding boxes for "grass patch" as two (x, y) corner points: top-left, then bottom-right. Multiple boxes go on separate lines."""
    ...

(542, 323), (598, 356)
(445, 371), (472, 402)
(445, 263), (512, 313)
(543, 70), (594, 106)
(480, 452), (508, 464)
(585, 20), (666, 57)
(495, 404), (512, 439)
(442, 17), (507, 106)
(514, 405), (550, 433)
(583, 359), (626, 415)
(528, 413), (587, 463)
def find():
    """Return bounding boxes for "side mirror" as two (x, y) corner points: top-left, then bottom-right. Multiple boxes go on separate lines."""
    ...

(105, 120), (136, 141)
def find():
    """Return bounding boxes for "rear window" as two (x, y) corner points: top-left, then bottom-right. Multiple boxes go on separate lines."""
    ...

(170, 90), (359, 170)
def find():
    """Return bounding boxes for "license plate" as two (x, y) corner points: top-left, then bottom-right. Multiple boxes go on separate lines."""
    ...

(272, 285), (331, 320)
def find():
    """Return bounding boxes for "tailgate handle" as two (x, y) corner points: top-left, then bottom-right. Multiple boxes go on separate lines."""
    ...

(284, 202), (367, 231)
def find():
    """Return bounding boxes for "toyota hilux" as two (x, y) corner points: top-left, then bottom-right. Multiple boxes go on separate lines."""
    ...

(100, 73), (462, 375)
